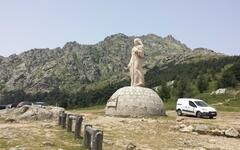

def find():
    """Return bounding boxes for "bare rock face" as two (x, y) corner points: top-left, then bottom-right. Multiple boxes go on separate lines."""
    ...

(105, 86), (165, 117)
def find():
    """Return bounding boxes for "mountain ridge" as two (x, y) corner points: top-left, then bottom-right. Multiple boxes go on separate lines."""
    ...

(1, 33), (223, 58)
(0, 33), (224, 99)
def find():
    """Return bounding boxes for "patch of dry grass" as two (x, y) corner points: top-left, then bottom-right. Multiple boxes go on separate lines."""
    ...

(0, 122), (86, 150)
(69, 105), (105, 115)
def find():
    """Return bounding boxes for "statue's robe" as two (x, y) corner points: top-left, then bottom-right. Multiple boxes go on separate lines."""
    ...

(128, 45), (144, 86)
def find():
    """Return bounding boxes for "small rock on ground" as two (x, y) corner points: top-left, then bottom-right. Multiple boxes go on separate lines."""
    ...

(42, 141), (55, 146)
(180, 125), (194, 133)
(225, 127), (239, 137)
(194, 124), (209, 134)
(176, 118), (184, 122)
(126, 142), (137, 150)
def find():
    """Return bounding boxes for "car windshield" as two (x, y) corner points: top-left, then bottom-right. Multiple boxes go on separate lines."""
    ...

(195, 101), (208, 107)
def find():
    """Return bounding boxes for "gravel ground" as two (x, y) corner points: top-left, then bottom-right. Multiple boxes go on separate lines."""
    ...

(80, 110), (240, 150)
(0, 109), (240, 150)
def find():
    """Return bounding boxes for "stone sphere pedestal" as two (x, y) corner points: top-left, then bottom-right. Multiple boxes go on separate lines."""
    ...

(105, 86), (165, 117)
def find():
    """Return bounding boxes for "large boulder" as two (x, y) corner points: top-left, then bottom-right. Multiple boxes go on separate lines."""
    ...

(0, 105), (64, 121)
(211, 88), (226, 95)
(105, 86), (165, 117)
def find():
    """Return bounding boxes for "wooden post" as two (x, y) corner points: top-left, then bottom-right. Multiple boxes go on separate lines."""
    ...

(58, 111), (64, 126)
(74, 116), (83, 139)
(84, 125), (103, 150)
(66, 114), (72, 132)
(91, 129), (99, 150)
(93, 131), (103, 150)
(61, 112), (67, 129)
(83, 124), (92, 148)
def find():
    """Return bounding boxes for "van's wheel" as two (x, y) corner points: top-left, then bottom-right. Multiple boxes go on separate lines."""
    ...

(209, 115), (213, 119)
(196, 111), (202, 118)
(177, 109), (182, 116)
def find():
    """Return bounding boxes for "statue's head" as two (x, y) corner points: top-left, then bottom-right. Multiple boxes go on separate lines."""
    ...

(134, 38), (143, 46)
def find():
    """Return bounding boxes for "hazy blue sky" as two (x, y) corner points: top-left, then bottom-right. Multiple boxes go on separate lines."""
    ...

(0, 0), (239, 56)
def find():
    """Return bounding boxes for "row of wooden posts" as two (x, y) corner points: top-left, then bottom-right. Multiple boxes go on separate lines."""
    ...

(58, 111), (103, 150)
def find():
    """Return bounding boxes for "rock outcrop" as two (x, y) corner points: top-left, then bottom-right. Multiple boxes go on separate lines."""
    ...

(173, 122), (240, 139)
(0, 105), (64, 121)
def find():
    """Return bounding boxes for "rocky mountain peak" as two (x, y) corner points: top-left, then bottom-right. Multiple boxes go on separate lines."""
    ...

(162, 35), (190, 50)
(145, 34), (162, 38)
(194, 47), (214, 52)
(193, 47), (224, 56)
(143, 34), (163, 42)
(0, 55), (4, 60)
(164, 34), (176, 41)
(63, 41), (81, 50)
(103, 33), (128, 41)
(8, 53), (18, 59)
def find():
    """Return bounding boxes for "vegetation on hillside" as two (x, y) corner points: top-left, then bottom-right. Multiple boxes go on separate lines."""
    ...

(150, 56), (240, 110)
(1, 56), (240, 110)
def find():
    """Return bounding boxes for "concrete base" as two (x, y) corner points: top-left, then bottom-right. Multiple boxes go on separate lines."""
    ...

(105, 86), (165, 117)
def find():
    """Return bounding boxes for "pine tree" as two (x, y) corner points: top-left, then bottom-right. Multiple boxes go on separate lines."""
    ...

(197, 76), (209, 93)
(158, 83), (170, 101)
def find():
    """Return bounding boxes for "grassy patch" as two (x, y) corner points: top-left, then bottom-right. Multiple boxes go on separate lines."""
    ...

(73, 105), (105, 111)
(164, 99), (177, 110)
(54, 127), (86, 150)
(69, 105), (105, 115)
(0, 140), (7, 147)
(0, 139), (25, 149)
(0, 140), (15, 149)
(0, 117), (5, 123)
(214, 106), (240, 112)
(0, 123), (86, 150)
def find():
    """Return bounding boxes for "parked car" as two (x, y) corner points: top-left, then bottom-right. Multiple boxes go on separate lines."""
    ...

(17, 101), (33, 107)
(0, 105), (6, 110)
(176, 98), (217, 119)
(6, 103), (18, 108)
(33, 102), (47, 107)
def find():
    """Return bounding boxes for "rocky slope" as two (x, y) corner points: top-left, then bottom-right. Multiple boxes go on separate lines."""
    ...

(0, 33), (223, 96)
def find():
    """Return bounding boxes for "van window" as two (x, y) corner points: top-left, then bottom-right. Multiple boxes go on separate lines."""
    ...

(195, 101), (208, 107)
(189, 101), (197, 108)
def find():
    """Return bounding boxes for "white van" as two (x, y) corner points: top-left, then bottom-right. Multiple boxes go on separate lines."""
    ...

(176, 98), (217, 119)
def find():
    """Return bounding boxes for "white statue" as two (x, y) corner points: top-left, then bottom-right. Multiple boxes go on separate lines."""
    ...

(127, 38), (145, 86)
